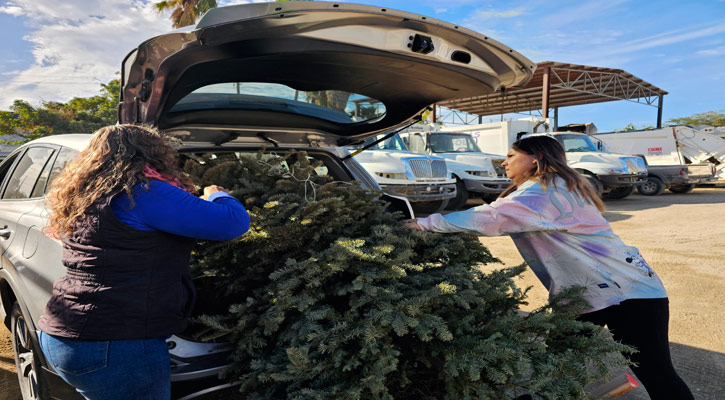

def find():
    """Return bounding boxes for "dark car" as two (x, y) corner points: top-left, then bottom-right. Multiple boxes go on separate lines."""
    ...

(0, 2), (533, 399)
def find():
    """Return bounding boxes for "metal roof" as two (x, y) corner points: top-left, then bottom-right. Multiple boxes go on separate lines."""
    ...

(438, 61), (668, 117)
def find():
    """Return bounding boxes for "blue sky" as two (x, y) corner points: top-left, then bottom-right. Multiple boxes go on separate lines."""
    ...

(0, 0), (723, 132)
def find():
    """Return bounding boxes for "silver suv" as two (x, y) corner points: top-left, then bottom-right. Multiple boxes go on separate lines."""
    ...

(0, 2), (533, 399)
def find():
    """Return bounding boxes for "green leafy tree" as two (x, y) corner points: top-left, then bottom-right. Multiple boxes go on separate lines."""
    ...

(614, 123), (655, 132)
(668, 110), (725, 127)
(0, 79), (120, 143)
(184, 151), (631, 400)
(154, 0), (217, 28)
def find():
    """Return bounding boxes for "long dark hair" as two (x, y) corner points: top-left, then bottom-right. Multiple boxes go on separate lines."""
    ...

(499, 135), (605, 211)
(47, 124), (196, 236)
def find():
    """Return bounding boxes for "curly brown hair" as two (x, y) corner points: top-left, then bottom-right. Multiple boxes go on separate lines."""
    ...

(47, 124), (195, 237)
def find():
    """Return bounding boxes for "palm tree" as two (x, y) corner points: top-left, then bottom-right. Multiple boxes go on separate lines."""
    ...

(154, 0), (217, 28)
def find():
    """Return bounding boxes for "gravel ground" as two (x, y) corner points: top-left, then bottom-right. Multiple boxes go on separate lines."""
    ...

(1, 188), (724, 399)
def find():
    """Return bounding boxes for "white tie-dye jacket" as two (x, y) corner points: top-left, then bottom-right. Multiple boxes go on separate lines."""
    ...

(417, 178), (667, 313)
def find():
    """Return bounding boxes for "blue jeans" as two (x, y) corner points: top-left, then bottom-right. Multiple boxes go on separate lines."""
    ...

(39, 331), (171, 400)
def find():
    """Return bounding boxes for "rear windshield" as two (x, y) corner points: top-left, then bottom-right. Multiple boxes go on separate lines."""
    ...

(169, 82), (386, 124)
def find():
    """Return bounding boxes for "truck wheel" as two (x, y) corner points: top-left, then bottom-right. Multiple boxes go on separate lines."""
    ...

(11, 302), (49, 400)
(604, 186), (634, 199)
(584, 176), (603, 197)
(445, 180), (469, 210)
(637, 176), (665, 196)
(412, 200), (449, 215)
(668, 184), (695, 194)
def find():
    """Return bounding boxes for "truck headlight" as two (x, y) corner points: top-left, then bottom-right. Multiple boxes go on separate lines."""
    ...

(376, 172), (408, 180)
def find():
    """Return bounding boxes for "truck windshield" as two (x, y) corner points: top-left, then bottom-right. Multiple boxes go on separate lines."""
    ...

(350, 133), (408, 151)
(430, 133), (482, 153)
(553, 134), (599, 152)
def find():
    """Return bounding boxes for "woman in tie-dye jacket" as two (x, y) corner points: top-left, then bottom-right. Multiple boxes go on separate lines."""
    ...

(404, 135), (692, 400)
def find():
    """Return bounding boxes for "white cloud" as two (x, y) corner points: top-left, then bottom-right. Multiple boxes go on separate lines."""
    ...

(0, 5), (24, 16)
(435, 8), (448, 14)
(0, 0), (174, 108)
(596, 22), (725, 57)
(696, 46), (725, 56)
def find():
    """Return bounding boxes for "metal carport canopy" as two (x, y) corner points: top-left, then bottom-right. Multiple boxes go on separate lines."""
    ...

(437, 61), (669, 127)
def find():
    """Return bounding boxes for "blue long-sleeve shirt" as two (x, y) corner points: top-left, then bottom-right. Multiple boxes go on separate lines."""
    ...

(111, 180), (250, 241)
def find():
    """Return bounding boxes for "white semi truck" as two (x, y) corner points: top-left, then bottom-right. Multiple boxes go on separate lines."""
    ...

(590, 127), (716, 195)
(399, 125), (512, 209)
(348, 133), (456, 214)
(442, 120), (647, 199)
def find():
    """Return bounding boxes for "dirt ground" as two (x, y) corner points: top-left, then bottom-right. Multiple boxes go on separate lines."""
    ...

(1, 188), (724, 399)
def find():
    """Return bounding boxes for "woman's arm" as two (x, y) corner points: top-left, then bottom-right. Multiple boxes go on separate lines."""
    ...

(112, 180), (250, 240)
(411, 195), (552, 236)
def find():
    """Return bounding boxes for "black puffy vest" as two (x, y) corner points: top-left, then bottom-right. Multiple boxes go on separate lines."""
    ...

(38, 189), (196, 340)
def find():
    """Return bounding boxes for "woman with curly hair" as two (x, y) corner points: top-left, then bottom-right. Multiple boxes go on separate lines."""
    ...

(37, 124), (250, 400)
(404, 135), (693, 400)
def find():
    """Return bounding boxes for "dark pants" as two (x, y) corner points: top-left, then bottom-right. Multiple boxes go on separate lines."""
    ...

(580, 298), (694, 400)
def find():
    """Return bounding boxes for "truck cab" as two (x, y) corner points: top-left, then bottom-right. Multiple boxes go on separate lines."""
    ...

(348, 133), (456, 214)
(401, 129), (511, 208)
(525, 132), (648, 198)
(442, 120), (647, 199)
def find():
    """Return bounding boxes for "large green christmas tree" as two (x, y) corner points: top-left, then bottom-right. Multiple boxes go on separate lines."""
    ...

(184, 151), (630, 400)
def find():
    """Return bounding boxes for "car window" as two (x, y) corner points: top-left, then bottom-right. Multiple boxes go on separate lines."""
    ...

(171, 82), (386, 124)
(46, 147), (80, 193)
(0, 153), (19, 187)
(30, 154), (56, 198)
(3, 147), (55, 200)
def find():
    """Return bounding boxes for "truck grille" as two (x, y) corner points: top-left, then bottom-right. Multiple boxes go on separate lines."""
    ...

(408, 158), (447, 178)
(491, 159), (507, 178)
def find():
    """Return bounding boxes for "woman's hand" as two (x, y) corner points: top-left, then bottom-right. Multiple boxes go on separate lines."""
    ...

(402, 219), (423, 231)
(201, 185), (230, 201)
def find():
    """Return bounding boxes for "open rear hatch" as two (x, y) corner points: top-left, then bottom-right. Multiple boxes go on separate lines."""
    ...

(119, 1), (534, 145)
